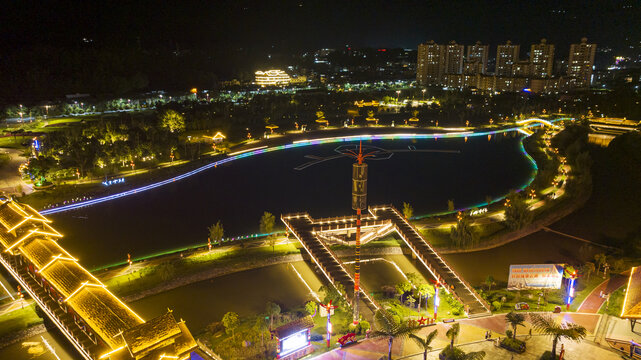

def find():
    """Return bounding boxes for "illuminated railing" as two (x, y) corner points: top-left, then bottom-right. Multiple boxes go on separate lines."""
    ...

(382, 206), (491, 313)
(0, 254), (93, 360)
(281, 215), (380, 311)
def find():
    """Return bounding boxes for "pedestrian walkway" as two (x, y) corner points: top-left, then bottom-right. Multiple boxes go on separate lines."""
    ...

(577, 275), (627, 313)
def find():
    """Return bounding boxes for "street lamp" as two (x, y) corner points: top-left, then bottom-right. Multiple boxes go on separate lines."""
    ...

(396, 90), (401, 104)
(422, 89), (426, 101)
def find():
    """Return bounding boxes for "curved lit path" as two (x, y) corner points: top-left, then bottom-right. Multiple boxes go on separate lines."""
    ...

(41, 118), (570, 215)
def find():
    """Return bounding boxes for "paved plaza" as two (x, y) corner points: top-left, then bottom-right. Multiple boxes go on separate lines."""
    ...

(313, 312), (632, 359)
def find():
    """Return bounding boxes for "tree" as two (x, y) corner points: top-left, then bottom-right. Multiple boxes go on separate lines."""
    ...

(403, 202), (414, 219)
(594, 253), (606, 276)
(266, 301), (281, 328)
(25, 156), (53, 183)
(504, 191), (532, 230)
(260, 211), (275, 234)
(208, 221), (224, 246)
(160, 110), (185, 133)
(484, 275), (495, 291)
(305, 301), (316, 316)
(582, 262), (595, 281)
(268, 236), (277, 253)
(410, 329), (438, 360)
(530, 313), (587, 358)
(405, 272), (421, 287)
(396, 281), (412, 303)
(447, 199), (455, 212)
(504, 311), (525, 339)
(450, 212), (477, 248)
(416, 284), (434, 313)
(222, 311), (239, 339)
(446, 323), (460, 349)
(260, 211), (277, 252)
(157, 262), (175, 281)
(370, 309), (418, 360)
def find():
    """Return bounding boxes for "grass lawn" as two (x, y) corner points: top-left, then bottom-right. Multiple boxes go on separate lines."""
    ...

(599, 286), (624, 316)
(104, 242), (301, 297)
(0, 303), (43, 338)
(479, 275), (604, 314)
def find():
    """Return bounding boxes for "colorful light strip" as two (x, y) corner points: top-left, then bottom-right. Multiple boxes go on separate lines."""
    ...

(41, 118), (571, 216)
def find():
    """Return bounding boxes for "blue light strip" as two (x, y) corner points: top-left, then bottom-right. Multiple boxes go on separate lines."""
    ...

(41, 118), (571, 215)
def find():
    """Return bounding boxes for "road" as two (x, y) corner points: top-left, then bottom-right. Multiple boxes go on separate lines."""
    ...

(0, 148), (32, 195)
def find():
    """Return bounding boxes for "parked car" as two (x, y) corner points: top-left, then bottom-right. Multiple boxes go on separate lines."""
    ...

(515, 302), (530, 310)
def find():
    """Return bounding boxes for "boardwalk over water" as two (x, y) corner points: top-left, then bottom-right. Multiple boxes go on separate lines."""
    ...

(282, 205), (491, 317)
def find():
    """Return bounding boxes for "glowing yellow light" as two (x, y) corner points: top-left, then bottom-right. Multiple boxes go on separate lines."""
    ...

(621, 266), (637, 318)
(255, 70), (291, 86)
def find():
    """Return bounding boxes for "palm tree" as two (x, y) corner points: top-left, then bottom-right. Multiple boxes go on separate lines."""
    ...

(446, 323), (460, 349)
(410, 329), (437, 360)
(504, 311), (526, 339)
(370, 309), (418, 360)
(530, 313), (587, 358)
(583, 262), (595, 281)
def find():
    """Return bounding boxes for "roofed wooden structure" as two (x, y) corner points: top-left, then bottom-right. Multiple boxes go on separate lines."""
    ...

(0, 198), (197, 360)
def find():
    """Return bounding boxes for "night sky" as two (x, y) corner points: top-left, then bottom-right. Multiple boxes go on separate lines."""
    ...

(3, 0), (640, 53)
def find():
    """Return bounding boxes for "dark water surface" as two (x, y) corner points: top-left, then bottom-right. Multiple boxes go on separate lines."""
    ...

(50, 136), (533, 269)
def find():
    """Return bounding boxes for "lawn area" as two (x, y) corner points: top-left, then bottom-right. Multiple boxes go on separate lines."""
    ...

(103, 242), (301, 297)
(0, 303), (43, 338)
(479, 274), (605, 314)
(599, 286), (624, 316)
(421, 227), (452, 248)
(420, 221), (508, 249)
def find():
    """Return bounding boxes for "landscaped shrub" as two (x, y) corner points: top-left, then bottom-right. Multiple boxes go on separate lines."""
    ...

(501, 337), (526, 354)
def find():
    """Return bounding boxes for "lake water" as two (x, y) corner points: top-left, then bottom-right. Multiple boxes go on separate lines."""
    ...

(49, 135), (534, 269)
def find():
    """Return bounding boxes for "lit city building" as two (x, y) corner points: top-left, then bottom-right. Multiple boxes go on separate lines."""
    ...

(568, 37), (597, 88)
(496, 41), (520, 76)
(464, 41), (489, 75)
(444, 40), (465, 75)
(417, 40), (445, 86)
(530, 38), (555, 78)
(254, 70), (292, 86)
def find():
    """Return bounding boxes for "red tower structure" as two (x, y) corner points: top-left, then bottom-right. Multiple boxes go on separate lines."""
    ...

(346, 142), (374, 323)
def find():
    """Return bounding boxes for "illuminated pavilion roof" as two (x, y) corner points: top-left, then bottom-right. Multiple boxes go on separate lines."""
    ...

(0, 198), (197, 359)
(622, 266), (641, 319)
(120, 311), (192, 358)
(39, 258), (103, 298)
(19, 237), (74, 269)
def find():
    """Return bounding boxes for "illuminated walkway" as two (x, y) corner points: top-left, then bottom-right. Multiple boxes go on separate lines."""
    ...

(282, 205), (491, 318)
(281, 213), (381, 316)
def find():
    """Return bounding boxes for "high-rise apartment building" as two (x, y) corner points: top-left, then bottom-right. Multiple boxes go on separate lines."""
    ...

(512, 60), (531, 77)
(568, 37), (597, 87)
(496, 41), (520, 76)
(464, 41), (488, 75)
(444, 41), (464, 74)
(530, 38), (555, 78)
(417, 40), (445, 86)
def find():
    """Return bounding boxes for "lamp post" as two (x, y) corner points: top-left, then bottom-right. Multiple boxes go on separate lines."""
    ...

(566, 269), (577, 310)
(319, 300), (338, 348)
(422, 89), (426, 101)
(396, 90), (401, 104)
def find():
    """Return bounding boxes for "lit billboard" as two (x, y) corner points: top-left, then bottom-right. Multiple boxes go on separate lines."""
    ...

(507, 264), (564, 290)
